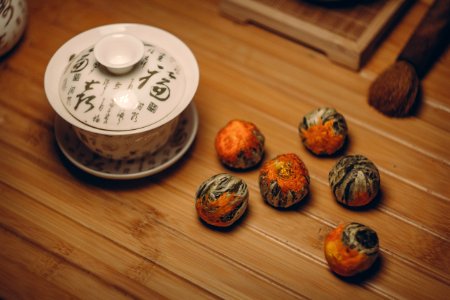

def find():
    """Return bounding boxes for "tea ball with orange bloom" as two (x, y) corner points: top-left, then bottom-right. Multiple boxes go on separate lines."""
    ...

(329, 154), (380, 207)
(215, 119), (265, 169)
(195, 173), (249, 227)
(324, 222), (379, 277)
(259, 153), (310, 208)
(299, 107), (347, 155)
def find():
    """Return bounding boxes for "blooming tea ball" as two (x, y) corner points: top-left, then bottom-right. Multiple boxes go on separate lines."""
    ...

(215, 119), (265, 169)
(195, 173), (249, 227)
(299, 107), (348, 155)
(324, 222), (379, 277)
(329, 154), (380, 207)
(259, 153), (310, 208)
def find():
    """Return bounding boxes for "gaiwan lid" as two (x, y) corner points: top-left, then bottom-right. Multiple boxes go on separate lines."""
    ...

(59, 33), (186, 132)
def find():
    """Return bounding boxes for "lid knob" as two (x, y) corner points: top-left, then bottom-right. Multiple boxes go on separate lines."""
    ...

(94, 33), (144, 75)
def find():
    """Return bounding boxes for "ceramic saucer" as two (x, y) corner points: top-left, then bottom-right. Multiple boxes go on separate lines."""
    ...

(55, 103), (198, 180)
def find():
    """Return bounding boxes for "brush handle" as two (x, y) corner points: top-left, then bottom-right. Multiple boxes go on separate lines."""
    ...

(398, 0), (450, 78)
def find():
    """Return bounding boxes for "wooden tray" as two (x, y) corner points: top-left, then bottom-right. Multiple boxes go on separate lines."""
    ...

(220, 0), (410, 70)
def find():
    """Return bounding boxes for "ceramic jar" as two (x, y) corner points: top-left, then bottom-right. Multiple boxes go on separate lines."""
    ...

(0, 0), (27, 56)
(45, 24), (199, 160)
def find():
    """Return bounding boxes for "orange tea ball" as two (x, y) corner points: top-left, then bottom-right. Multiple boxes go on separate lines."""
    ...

(299, 107), (347, 155)
(324, 222), (379, 277)
(259, 153), (310, 208)
(195, 173), (249, 227)
(215, 119), (265, 169)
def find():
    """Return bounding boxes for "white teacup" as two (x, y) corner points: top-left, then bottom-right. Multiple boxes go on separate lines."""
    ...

(0, 0), (27, 56)
(73, 115), (179, 160)
(45, 24), (199, 161)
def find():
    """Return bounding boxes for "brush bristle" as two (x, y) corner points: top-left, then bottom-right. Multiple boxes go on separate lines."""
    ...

(368, 61), (419, 117)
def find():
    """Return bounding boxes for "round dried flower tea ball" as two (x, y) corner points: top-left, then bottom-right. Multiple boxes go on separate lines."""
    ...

(215, 119), (265, 169)
(259, 153), (310, 208)
(324, 222), (379, 277)
(299, 107), (348, 155)
(329, 154), (380, 207)
(195, 173), (249, 227)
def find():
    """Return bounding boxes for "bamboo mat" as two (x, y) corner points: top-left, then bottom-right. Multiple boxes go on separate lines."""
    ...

(0, 0), (449, 298)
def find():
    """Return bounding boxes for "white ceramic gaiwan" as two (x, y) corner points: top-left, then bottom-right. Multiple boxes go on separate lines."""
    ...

(0, 0), (27, 56)
(45, 24), (199, 160)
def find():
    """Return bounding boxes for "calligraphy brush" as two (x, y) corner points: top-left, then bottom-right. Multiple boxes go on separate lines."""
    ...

(368, 0), (450, 117)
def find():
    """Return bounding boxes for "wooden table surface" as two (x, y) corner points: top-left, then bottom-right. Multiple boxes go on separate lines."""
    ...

(1, 0), (449, 299)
